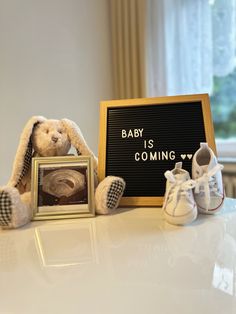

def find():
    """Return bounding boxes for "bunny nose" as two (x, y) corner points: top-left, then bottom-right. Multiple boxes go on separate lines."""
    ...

(52, 136), (58, 143)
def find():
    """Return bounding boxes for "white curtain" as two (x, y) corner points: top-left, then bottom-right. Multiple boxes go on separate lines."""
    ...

(212, 0), (236, 76)
(146, 0), (236, 97)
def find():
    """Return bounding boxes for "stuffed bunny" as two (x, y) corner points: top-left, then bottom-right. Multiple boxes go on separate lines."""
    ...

(0, 116), (125, 229)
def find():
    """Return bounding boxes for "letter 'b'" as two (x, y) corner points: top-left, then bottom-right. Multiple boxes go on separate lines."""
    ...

(122, 130), (127, 138)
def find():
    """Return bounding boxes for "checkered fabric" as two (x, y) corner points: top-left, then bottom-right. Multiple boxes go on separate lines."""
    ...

(16, 140), (33, 187)
(15, 120), (41, 187)
(107, 180), (125, 210)
(0, 191), (12, 226)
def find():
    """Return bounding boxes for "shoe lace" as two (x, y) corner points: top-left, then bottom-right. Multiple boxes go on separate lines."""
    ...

(163, 171), (196, 212)
(195, 163), (224, 211)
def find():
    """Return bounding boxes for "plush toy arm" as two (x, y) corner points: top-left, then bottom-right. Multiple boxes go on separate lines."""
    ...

(8, 116), (46, 188)
(61, 119), (98, 171)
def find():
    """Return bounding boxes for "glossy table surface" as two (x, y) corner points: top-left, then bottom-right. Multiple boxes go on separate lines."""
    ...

(1, 198), (236, 314)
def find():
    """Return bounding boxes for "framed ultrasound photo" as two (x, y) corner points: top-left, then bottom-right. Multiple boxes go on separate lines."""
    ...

(31, 156), (95, 220)
(98, 94), (216, 206)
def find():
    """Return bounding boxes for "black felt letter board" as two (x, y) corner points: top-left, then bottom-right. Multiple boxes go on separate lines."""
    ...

(99, 95), (216, 206)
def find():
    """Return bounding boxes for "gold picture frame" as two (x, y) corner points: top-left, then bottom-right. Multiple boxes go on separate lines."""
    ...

(98, 94), (216, 206)
(31, 156), (95, 220)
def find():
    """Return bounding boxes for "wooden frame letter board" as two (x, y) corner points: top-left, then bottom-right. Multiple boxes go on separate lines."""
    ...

(98, 94), (216, 206)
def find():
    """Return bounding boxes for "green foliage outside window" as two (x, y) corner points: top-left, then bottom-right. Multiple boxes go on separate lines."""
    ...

(210, 68), (236, 139)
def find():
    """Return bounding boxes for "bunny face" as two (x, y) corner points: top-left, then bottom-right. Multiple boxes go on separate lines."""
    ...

(32, 119), (71, 157)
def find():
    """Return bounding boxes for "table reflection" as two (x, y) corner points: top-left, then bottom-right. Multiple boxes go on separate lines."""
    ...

(34, 220), (98, 267)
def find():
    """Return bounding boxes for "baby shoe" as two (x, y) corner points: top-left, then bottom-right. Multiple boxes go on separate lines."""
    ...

(192, 143), (225, 214)
(162, 162), (197, 225)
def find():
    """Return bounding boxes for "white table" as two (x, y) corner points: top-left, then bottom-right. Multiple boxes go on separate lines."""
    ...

(1, 198), (236, 314)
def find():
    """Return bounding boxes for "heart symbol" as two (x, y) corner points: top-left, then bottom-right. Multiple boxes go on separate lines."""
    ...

(187, 154), (193, 160)
(181, 154), (186, 160)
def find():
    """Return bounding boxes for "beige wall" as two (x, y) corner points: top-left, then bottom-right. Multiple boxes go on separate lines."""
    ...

(0, 0), (113, 184)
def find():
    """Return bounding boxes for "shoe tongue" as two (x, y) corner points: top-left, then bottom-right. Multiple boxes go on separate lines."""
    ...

(201, 156), (217, 173)
(201, 165), (208, 173)
(175, 172), (189, 181)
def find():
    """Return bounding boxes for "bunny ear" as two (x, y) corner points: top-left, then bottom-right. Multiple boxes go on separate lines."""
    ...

(61, 119), (98, 171)
(8, 116), (46, 188)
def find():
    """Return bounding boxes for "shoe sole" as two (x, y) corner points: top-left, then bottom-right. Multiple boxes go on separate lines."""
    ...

(164, 205), (198, 226)
(197, 195), (225, 215)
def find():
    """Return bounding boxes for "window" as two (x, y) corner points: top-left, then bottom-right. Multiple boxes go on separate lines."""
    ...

(147, 0), (236, 157)
(211, 69), (236, 139)
(210, 0), (236, 157)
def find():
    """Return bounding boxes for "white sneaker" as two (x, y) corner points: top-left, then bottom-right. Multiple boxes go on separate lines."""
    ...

(192, 143), (225, 214)
(162, 162), (197, 225)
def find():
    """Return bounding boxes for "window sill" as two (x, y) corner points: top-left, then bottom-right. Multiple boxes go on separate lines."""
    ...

(216, 138), (236, 159)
